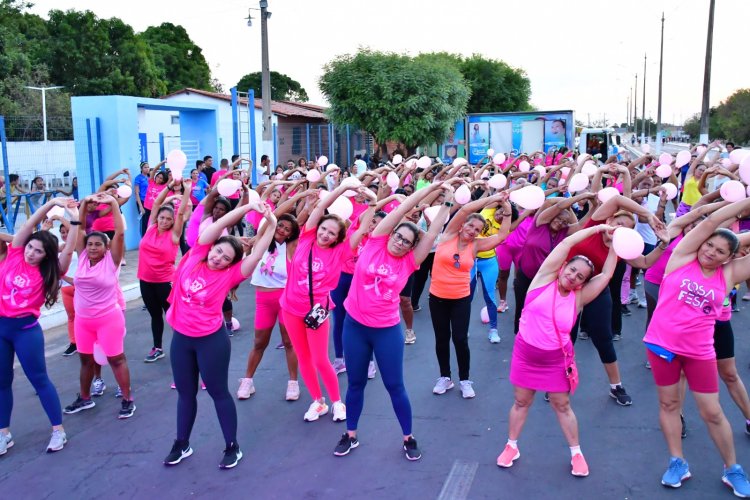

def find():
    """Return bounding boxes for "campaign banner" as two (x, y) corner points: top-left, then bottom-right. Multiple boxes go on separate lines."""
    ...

(440, 120), (466, 164)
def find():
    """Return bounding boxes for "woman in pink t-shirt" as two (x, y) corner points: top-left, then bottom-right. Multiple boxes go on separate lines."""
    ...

(333, 182), (452, 460)
(164, 201), (276, 469)
(0, 198), (78, 456)
(64, 193), (136, 420)
(279, 183), (354, 423)
(499, 224), (617, 477)
(139, 179), (192, 363)
(643, 198), (750, 493)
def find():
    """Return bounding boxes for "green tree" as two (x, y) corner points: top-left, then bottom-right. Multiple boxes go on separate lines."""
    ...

(140, 23), (212, 93)
(319, 49), (469, 155)
(236, 71), (309, 102)
(682, 110), (724, 141)
(715, 89), (750, 144)
(44, 9), (166, 97)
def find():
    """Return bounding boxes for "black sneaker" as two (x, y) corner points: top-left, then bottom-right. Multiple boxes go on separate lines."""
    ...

(609, 385), (632, 406)
(333, 433), (359, 456)
(164, 440), (193, 466)
(620, 305), (632, 316)
(219, 442), (243, 469)
(543, 392), (550, 402)
(412, 304), (422, 312)
(225, 322), (234, 337)
(404, 436), (422, 461)
(62, 343), (77, 356)
(63, 394), (95, 414)
(118, 399), (136, 419)
(681, 414), (688, 439)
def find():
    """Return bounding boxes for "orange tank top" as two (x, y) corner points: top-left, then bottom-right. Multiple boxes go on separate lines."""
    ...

(429, 236), (474, 299)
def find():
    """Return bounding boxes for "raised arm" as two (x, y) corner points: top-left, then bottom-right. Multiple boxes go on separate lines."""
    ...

(198, 200), (263, 246)
(241, 206), (277, 277)
(12, 198), (68, 248)
(579, 244), (618, 306)
(372, 182), (442, 238)
(413, 186), (454, 265)
(305, 184), (350, 231)
(172, 179), (192, 243)
(57, 201), (80, 274)
(106, 195), (125, 267)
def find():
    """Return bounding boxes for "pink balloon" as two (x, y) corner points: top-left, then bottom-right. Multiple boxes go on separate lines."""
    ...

(560, 166), (571, 179)
(275, 173), (284, 180)
(452, 157), (468, 168)
(486, 148), (495, 157)
(93, 342), (108, 366)
(116, 184), (132, 198)
(424, 205), (441, 222)
(642, 144), (651, 154)
(417, 156), (432, 170)
(47, 205), (65, 218)
(454, 185), (472, 205)
(217, 178), (238, 197)
(720, 180), (747, 202)
(518, 160), (530, 172)
(306, 170), (321, 183)
(480, 306), (489, 324)
(533, 165), (546, 177)
(567, 173), (589, 193)
(386, 172), (400, 189)
(729, 149), (749, 165)
(231, 317), (240, 331)
(493, 153), (506, 165)
(658, 153), (673, 166)
(661, 182), (678, 200)
(488, 174), (507, 190)
(328, 195), (353, 219)
(739, 158), (750, 184)
(721, 158), (733, 168)
(166, 149), (188, 178)
(655, 165), (672, 178)
(581, 161), (597, 177)
(341, 177), (362, 190)
(246, 189), (260, 203)
(509, 185), (545, 210)
(676, 150), (691, 167)
(696, 145), (707, 155)
(392, 154), (403, 166)
(317, 156), (329, 167)
(597, 187), (620, 203)
(326, 163), (340, 172)
(612, 227), (645, 260)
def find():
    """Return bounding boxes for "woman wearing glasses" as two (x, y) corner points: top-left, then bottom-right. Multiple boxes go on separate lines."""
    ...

(333, 182), (453, 460)
(430, 190), (513, 399)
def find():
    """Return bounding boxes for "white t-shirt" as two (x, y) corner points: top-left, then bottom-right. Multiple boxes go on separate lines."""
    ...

(635, 195), (658, 246)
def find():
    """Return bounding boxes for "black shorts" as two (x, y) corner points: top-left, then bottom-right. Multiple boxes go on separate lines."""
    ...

(399, 273), (415, 298)
(714, 320), (734, 360)
(222, 296), (233, 313)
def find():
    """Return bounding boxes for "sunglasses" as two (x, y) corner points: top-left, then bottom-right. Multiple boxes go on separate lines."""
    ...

(453, 253), (461, 269)
(391, 232), (414, 248)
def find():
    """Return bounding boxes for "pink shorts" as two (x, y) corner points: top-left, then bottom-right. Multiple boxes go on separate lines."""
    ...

(647, 350), (718, 393)
(255, 288), (285, 330)
(496, 244), (514, 271)
(75, 308), (126, 357)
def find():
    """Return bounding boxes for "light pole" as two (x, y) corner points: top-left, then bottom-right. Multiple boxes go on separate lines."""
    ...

(641, 54), (647, 145)
(259, 0), (272, 144)
(656, 12), (665, 153)
(24, 85), (63, 142)
(699, 0), (716, 144)
(634, 74), (638, 138)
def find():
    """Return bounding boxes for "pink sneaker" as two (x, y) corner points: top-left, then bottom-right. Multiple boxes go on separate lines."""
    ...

(170, 382), (176, 390)
(496, 444), (520, 468)
(571, 453), (589, 477)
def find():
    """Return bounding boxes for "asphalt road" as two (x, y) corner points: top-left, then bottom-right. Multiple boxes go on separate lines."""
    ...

(1, 278), (749, 500)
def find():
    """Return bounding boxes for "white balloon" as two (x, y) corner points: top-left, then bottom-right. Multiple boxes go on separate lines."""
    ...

(247, 190), (260, 203)
(317, 156), (328, 167)
(488, 174), (507, 190)
(217, 179), (237, 197)
(424, 205), (441, 222)
(676, 150), (692, 167)
(661, 182), (678, 200)
(454, 185), (472, 205)
(392, 154), (403, 165)
(533, 165), (546, 177)
(47, 205), (65, 218)
(655, 165), (672, 178)
(326, 163), (340, 172)
(567, 173), (589, 193)
(612, 227), (645, 260)
(493, 153), (506, 165)
(340, 177), (362, 190)
(658, 153), (673, 167)
(386, 172), (400, 189)
(452, 157), (468, 168)
(486, 148), (495, 157)
(354, 159), (368, 174)
(729, 149), (750, 165)
(116, 184), (132, 198)
(518, 160), (530, 172)
(166, 149), (187, 178)
(581, 161), (597, 177)
(739, 156), (750, 184)
(417, 156), (432, 170)
(720, 180), (747, 202)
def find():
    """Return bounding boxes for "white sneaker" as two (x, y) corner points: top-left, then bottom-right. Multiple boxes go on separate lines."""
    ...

(368, 361), (377, 379)
(0, 432), (13, 455)
(46, 429), (67, 453)
(304, 399), (329, 422)
(236, 378), (255, 400)
(333, 358), (346, 375)
(638, 298), (647, 309)
(488, 329), (501, 344)
(404, 329), (416, 345)
(432, 377), (454, 395)
(332, 401), (346, 422)
(460, 380), (475, 399)
(627, 290), (639, 305)
(285, 380), (300, 401)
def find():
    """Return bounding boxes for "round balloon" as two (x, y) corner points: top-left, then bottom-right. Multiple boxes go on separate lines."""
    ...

(597, 187), (620, 203)
(417, 156), (432, 170)
(720, 180), (747, 202)
(246, 189), (260, 203)
(452, 157), (468, 168)
(658, 153), (673, 167)
(488, 174), (507, 190)
(454, 185), (472, 205)
(93, 342), (108, 366)
(166, 149), (188, 178)
(510, 185), (545, 210)
(518, 160), (530, 172)
(424, 205), (441, 222)
(392, 154), (403, 166)
(729, 148), (750, 165)
(493, 153), (506, 165)
(486, 148), (495, 157)
(696, 145), (707, 156)
(533, 165), (546, 177)
(217, 179), (237, 197)
(655, 165), (672, 178)
(612, 227), (645, 260)
(386, 172), (400, 189)
(116, 184), (132, 198)
(480, 306), (489, 324)
(306, 170), (321, 183)
(47, 205), (65, 218)
(328, 195), (353, 219)
(661, 182), (678, 200)
(642, 144), (651, 154)
(326, 163), (340, 172)
(560, 166), (571, 178)
(567, 173), (589, 193)
(231, 317), (240, 331)
(341, 176), (362, 190)
(676, 150), (692, 167)
(581, 161), (597, 177)
(317, 156), (328, 167)
(354, 159), (368, 174)
(739, 157), (750, 184)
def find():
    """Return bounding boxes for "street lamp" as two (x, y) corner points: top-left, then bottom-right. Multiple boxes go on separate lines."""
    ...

(24, 85), (64, 142)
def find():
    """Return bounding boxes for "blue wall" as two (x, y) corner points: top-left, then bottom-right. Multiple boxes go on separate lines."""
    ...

(72, 96), (219, 250)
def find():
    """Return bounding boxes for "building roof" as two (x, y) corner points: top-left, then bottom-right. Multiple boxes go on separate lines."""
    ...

(162, 88), (328, 120)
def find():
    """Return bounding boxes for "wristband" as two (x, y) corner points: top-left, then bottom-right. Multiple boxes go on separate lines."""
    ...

(69, 221), (81, 226)
(443, 201), (454, 207)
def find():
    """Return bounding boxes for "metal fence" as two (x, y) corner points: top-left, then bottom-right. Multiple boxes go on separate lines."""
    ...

(274, 122), (372, 170)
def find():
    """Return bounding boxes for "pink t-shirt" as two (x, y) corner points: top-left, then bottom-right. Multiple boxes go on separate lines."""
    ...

(644, 235), (683, 285)
(518, 281), (577, 350)
(350, 200), (369, 223)
(344, 235), (418, 327)
(279, 226), (349, 317)
(91, 203), (115, 232)
(0, 245), (45, 318)
(166, 242), (245, 337)
(246, 201), (276, 230)
(341, 227), (368, 275)
(210, 169), (229, 187)
(144, 179), (168, 210)
(643, 259), (727, 360)
(74, 250), (122, 319)
(186, 204), (228, 248)
(137, 224), (178, 283)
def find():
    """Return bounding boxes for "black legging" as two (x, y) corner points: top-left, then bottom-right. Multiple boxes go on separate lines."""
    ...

(171, 326), (237, 448)
(140, 208), (151, 237)
(429, 294), (471, 381)
(140, 280), (171, 349)
(411, 252), (434, 308)
(608, 260), (627, 335)
(570, 287), (618, 364)
(512, 269), (534, 335)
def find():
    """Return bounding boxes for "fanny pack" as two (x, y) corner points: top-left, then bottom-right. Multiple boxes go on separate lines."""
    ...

(644, 342), (676, 362)
(303, 247), (329, 330)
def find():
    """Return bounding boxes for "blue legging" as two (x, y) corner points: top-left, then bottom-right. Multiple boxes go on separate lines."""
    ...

(330, 272), (354, 359)
(470, 257), (499, 329)
(343, 314), (412, 435)
(0, 315), (63, 428)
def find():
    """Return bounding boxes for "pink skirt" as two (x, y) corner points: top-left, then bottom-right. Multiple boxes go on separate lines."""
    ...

(510, 336), (574, 393)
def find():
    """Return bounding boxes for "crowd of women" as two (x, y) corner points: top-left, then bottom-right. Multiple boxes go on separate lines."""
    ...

(2, 141), (750, 496)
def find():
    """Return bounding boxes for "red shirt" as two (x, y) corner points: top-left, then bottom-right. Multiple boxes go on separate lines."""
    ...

(566, 218), (613, 274)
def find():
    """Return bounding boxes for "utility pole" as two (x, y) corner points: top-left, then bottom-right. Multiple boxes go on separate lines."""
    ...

(24, 85), (63, 142)
(627, 91), (630, 130)
(656, 12), (665, 153)
(699, 0), (716, 144)
(634, 74), (638, 139)
(259, 0), (272, 144)
(641, 54), (647, 144)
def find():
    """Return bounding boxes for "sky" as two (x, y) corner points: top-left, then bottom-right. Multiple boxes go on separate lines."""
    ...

(28, 0), (749, 127)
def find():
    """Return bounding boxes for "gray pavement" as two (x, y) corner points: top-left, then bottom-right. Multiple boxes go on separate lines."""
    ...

(1, 278), (750, 499)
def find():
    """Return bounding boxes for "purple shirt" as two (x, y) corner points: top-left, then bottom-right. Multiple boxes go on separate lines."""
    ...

(518, 222), (568, 279)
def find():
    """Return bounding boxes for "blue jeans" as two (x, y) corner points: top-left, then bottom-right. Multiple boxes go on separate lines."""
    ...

(0, 315), (63, 427)
(343, 314), (412, 435)
(470, 257), (499, 329)
(330, 272), (354, 359)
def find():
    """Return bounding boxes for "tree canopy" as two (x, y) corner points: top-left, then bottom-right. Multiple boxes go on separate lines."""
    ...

(141, 23), (212, 94)
(236, 71), (309, 102)
(319, 49), (470, 153)
(683, 89), (750, 144)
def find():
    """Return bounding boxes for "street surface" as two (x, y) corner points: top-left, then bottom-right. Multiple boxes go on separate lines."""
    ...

(1, 279), (749, 499)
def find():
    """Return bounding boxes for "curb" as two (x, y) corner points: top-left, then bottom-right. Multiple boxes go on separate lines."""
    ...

(39, 282), (142, 331)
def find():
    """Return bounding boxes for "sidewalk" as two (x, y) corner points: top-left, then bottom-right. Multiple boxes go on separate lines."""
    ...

(40, 249), (144, 330)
